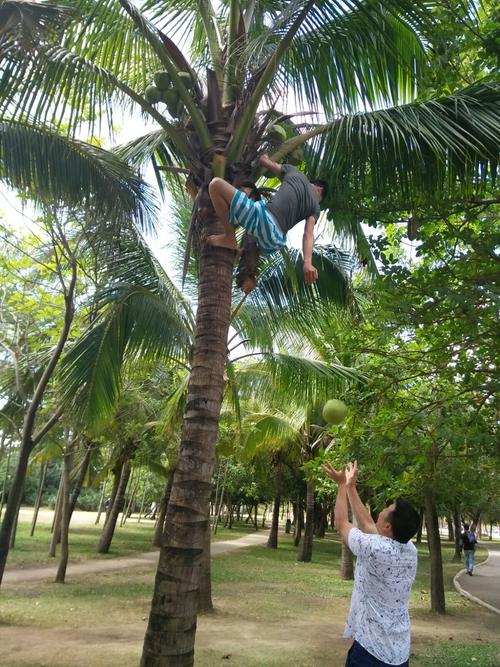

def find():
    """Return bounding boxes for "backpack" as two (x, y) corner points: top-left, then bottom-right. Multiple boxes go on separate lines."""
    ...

(462, 530), (477, 549)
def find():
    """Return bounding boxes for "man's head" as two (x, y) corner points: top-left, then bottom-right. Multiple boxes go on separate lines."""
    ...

(240, 180), (261, 201)
(463, 522), (470, 531)
(311, 179), (328, 202)
(376, 498), (420, 544)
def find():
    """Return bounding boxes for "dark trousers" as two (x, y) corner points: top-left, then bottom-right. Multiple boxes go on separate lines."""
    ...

(345, 641), (409, 667)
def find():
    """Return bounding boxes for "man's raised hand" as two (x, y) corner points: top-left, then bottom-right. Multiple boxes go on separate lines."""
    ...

(345, 461), (358, 488)
(323, 461), (346, 485)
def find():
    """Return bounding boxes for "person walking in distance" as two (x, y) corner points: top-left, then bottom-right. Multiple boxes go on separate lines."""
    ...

(323, 460), (420, 667)
(460, 522), (477, 575)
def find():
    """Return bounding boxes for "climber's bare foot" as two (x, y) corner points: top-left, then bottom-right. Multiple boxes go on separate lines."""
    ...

(241, 276), (257, 294)
(207, 234), (241, 254)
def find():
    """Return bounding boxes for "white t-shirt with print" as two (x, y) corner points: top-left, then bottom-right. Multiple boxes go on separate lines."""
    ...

(345, 527), (418, 665)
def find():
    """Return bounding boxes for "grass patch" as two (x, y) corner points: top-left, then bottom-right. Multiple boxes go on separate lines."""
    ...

(414, 642), (500, 666)
(6, 507), (261, 569)
(2, 524), (499, 667)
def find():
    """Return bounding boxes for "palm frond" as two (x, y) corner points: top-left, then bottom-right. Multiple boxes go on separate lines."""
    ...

(242, 410), (304, 459)
(0, 0), (73, 44)
(309, 81), (500, 207)
(59, 286), (192, 423)
(235, 353), (361, 411)
(233, 246), (353, 350)
(0, 118), (157, 229)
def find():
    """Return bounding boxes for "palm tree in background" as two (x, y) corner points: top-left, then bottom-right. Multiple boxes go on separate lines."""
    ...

(1, 0), (499, 663)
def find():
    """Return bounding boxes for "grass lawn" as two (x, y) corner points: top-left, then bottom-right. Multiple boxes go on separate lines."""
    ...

(5, 506), (262, 569)
(1, 523), (499, 667)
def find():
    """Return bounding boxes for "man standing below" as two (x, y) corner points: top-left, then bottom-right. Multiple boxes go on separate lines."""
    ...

(460, 523), (477, 576)
(323, 461), (420, 667)
(207, 154), (327, 293)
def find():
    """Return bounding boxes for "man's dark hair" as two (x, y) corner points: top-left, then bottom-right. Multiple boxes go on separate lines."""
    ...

(388, 498), (420, 544)
(463, 522), (470, 530)
(240, 180), (261, 201)
(311, 179), (328, 199)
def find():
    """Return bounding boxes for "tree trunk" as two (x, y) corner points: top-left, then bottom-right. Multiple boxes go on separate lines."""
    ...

(267, 495), (281, 549)
(55, 441), (72, 583)
(452, 507), (462, 561)
(340, 541), (354, 580)
(297, 479), (314, 562)
(153, 472), (174, 548)
(0, 440), (31, 583)
(198, 523), (213, 613)
(140, 240), (235, 666)
(416, 508), (424, 544)
(424, 486), (446, 614)
(49, 469), (65, 557)
(68, 439), (92, 519)
(293, 497), (304, 547)
(446, 512), (454, 541)
(95, 479), (108, 525)
(8, 495), (22, 549)
(30, 463), (47, 536)
(104, 463), (122, 526)
(0, 437), (12, 521)
(97, 459), (132, 554)
(52, 439), (92, 545)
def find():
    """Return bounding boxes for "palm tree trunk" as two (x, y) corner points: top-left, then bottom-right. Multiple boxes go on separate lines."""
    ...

(267, 495), (281, 549)
(49, 470), (65, 557)
(68, 439), (93, 519)
(30, 463), (47, 536)
(297, 479), (315, 562)
(198, 522), (213, 613)
(293, 497), (304, 547)
(97, 459), (132, 554)
(95, 479), (108, 525)
(153, 472), (174, 548)
(55, 440), (72, 583)
(0, 437), (12, 520)
(416, 508), (424, 544)
(140, 240), (235, 666)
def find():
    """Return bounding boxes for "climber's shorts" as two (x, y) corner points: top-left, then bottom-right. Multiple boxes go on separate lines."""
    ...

(230, 190), (286, 255)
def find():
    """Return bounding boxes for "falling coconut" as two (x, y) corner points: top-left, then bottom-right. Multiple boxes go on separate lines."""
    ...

(322, 399), (348, 425)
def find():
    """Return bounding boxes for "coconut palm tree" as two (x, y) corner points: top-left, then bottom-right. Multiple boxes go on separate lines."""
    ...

(2, 1), (499, 663)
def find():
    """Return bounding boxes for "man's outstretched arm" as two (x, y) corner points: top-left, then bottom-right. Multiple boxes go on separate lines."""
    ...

(345, 461), (378, 535)
(258, 153), (282, 177)
(302, 216), (318, 285)
(323, 462), (352, 545)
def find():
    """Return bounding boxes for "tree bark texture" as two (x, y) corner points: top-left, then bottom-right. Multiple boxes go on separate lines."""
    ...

(340, 541), (354, 580)
(55, 444), (72, 583)
(97, 458), (132, 554)
(297, 479), (314, 562)
(30, 463), (47, 536)
(140, 242), (234, 666)
(452, 507), (462, 561)
(267, 495), (281, 549)
(424, 486), (446, 614)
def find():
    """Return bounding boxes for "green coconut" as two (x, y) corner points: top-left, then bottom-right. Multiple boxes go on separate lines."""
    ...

(268, 123), (287, 143)
(144, 85), (162, 105)
(154, 71), (171, 91)
(177, 71), (193, 88)
(322, 399), (348, 425)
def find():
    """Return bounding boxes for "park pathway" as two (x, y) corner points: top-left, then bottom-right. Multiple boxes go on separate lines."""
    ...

(2, 530), (269, 586)
(454, 541), (500, 614)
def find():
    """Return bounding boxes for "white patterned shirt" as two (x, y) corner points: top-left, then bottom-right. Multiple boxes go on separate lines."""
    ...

(345, 527), (418, 665)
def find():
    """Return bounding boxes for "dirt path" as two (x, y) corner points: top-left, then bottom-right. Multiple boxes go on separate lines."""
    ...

(2, 531), (269, 585)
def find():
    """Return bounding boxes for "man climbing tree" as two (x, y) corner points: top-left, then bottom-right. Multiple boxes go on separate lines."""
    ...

(208, 154), (326, 292)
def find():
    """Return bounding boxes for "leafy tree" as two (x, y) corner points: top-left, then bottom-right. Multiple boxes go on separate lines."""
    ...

(3, 1), (499, 661)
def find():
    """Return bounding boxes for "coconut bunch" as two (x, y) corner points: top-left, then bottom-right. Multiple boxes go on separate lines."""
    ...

(144, 71), (194, 118)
